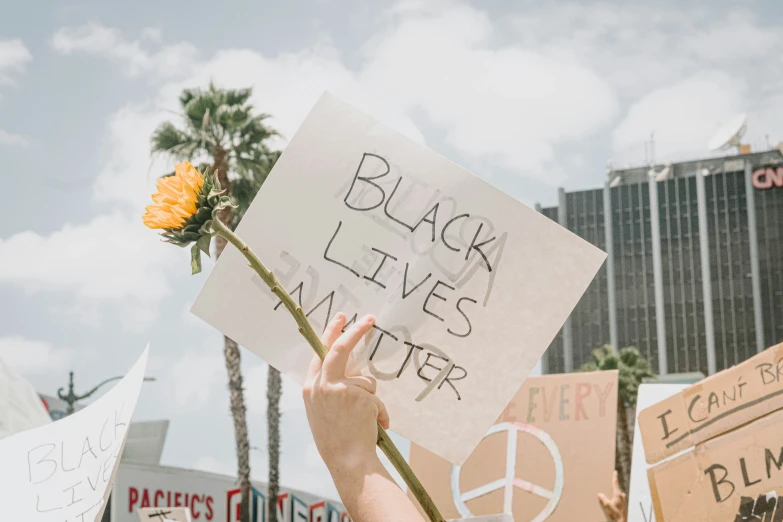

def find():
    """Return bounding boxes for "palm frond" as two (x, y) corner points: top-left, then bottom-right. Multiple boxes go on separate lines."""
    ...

(151, 122), (199, 158)
(578, 344), (655, 408)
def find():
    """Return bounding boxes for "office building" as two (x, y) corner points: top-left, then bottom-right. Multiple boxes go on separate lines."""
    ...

(541, 149), (783, 376)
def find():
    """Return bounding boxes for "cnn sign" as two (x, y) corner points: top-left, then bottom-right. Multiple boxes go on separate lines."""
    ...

(752, 165), (783, 190)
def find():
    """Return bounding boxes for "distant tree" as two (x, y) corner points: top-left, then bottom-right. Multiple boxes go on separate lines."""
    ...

(151, 83), (279, 522)
(579, 345), (655, 492)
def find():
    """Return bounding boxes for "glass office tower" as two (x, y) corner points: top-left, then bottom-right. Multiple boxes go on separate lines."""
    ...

(541, 150), (783, 376)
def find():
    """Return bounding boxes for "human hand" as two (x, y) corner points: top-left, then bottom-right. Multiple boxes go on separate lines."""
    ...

(302, 313), (390, 473)
(598, 471), (628, 522)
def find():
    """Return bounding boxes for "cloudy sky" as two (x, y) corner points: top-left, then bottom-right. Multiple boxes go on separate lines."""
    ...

(1, 0), (783, 502)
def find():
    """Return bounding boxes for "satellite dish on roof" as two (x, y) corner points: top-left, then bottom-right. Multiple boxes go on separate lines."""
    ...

(708, 113), (747, 152)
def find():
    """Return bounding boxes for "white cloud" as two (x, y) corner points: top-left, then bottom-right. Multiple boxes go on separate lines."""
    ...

(0, 213), (178, 303)
(612, 72), (747, 163)
(0, 39), (32, 86)
(0, 129), (29, 147)
(92, 103), (172, 210)
(52, 22), (197, 77)
(169, 350), (226, 409)
(53, 7), (619, 184)
(357, 5), (617, 180)
(509, 5), (783, 99)
(0, 335), (73, 375)
(506, 4), (783, 165)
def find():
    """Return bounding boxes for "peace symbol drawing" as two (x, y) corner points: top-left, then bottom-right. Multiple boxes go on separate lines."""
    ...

(450, 422), (564, 522)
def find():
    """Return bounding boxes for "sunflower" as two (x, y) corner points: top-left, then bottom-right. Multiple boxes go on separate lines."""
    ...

(143, 161), (234, 273)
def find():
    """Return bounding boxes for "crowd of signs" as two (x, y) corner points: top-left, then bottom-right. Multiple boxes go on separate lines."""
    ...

(1, 94), (782, 522)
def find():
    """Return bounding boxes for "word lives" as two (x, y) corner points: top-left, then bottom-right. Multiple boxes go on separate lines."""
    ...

(260, 152), (511, 402)
(27, 405), (128, 521)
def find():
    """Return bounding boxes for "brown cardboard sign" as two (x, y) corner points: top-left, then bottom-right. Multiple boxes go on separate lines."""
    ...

(639, 343), (783, 465)
(647, 407), (783, 522)
(408, 371), (618, 521)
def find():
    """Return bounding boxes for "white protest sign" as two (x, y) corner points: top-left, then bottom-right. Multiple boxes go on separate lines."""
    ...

(138, 506), (192, 522)
(191, 93), (606, 464)
(0, 346), (149, 522)
(627, 383), (688, 522)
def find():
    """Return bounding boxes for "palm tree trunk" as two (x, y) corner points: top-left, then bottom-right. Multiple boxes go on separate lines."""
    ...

(225, 336), (252, 522)
(267, 366), (282, 522)
(616, 400), (632, 492)
(214, 152), (252, 522)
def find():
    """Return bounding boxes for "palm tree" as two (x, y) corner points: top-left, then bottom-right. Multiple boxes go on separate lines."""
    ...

(151, 83), (280, 522)
(579, 345), (654, 493)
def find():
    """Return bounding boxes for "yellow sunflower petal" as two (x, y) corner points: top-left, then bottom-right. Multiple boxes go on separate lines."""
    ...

(143, 161), (208, 231)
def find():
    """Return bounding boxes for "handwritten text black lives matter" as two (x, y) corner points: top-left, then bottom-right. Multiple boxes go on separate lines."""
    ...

(25, 404), (127, 521)
(256, 152), (508, 402)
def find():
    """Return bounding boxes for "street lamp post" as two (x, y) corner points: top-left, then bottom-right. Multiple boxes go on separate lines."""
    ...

(57, 371), (156, 415)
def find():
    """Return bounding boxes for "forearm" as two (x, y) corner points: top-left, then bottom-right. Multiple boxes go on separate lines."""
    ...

(329, 454), (426, 522)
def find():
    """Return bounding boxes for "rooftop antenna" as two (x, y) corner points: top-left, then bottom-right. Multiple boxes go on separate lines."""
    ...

(708, 113), (747, 154)
(650, 131), (656, 166)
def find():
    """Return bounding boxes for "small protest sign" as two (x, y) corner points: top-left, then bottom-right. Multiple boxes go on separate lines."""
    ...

(0, 346), (149, 521)
(408, 371), (618, 521)
(138, 506), (192, 522)
(639, 343), (783, 522)
(639, 343), (783, 465)
(627, 384), (687, 522)
(647, 408), (783, 521)
(191, 93), (606, 464)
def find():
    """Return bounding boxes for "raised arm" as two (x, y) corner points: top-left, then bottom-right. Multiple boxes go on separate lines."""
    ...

(302, 313), (426, 522)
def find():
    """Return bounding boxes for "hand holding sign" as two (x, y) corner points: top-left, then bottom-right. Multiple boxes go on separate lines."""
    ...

(303, 313), (390, 467)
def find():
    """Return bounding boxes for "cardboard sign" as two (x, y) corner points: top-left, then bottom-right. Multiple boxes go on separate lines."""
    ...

(647, 408), (783, 521)
(0, 346), (149, 521)
(138, 506), (191, 521)
(627, 384), (687, 522)
(408, 371), (618, 521)
(191, 93), (606, 464)
(639, 343), (783, 465)
(639, 343), (783, 522)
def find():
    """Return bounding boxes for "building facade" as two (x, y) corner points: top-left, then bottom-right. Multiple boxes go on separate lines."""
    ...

(541, 150), (783, 376)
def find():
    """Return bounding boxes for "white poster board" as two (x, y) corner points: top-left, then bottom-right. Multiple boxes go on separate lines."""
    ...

(0, 346), (149, 521)
(627, 383), (688, 522)
(192, 93), (606, 464)
(138, 506), (192, 521)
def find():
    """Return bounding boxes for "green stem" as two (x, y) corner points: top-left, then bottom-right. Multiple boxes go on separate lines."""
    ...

(211, 219), (445, 522)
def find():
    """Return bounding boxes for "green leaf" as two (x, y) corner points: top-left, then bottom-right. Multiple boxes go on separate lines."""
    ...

(190, 243), (203, 275)
(196, 233), (211, 256)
